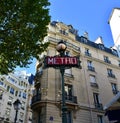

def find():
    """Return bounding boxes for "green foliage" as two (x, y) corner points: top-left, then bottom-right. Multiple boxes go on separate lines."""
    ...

(0, 0), (51, 74)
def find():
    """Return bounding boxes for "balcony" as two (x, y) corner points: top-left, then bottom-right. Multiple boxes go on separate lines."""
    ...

(90, 83), (99, 88)
(65, 95), (77, 103)
(108, 73), (116, 78)
(88, 66), (95, 72)
(31, 94), (41, 105)
(104, 59), (111, 64)
(112, 90), (119, 95)
(94, 103), (103, 110)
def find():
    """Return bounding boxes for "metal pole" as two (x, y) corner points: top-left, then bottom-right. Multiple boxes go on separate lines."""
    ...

(60, 67), (67, 123)
(14, 110), (18, 123)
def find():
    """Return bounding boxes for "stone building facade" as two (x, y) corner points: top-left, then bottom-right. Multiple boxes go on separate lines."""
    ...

(31, 21), (120, 123)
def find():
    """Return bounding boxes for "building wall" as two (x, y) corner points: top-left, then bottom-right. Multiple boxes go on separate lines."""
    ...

(31, 21), (120, 123)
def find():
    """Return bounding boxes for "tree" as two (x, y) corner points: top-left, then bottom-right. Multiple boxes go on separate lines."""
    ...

(0, 0), (51, 74)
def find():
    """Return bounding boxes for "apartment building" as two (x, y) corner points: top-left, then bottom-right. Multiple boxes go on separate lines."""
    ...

(109, 8), (120, 57)
(0, 71), (34, 123)
(31, 21), (120, 123)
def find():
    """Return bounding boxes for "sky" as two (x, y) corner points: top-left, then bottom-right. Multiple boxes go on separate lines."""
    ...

(16, 0), (120, 75)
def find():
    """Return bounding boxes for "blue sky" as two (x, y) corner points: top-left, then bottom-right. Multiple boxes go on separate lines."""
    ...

(49, 0), (120, 47)
(16, 0), (120, 74)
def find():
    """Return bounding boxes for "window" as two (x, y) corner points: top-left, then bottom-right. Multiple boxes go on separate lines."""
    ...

(65, 51), (70, 56)
(10, 87), (14, 94)
(0, 90), (3, 99)
(107, 68), (112, 75)
(59, 29), (68, 35)
(98, 44), (104, 50)
(0, 81), (3, 85)
(107, 69), (115, 78)
(97, 115), (104, 123)
(90, 75), (96, 83)
(87, 60), (92, 67)
(19, 91), (21, 97)
(21, 81), (23, 86)
(65, 85), (73, 97)
(23, 92), (27, 99)
(65, 69), (72, 77)
(112, 49), (118, 56)
(21, 101), (25, 110)
(93, 93), (100, 104)
(29, 111), (33, 122)
(8, 76), (17, 83)
(111, 83), (118, 94)
(85, 48), (91, 56)
(104, 56), (111, 64)
(20, 112), (24, 119)
(15, 91), (18, 96)
(5, 108), (11, 116)
(90, 75), (98, 88)
(64, 84), (77, 103)
(81, 36), (88, 43)
(7, 86), (10, 92)
(87, 60), (95, 71)
(93, 93), (103, 109)
(7, 96), (13, 106)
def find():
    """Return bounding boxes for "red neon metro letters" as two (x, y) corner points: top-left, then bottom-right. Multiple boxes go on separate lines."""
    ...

(46, 56), (78, 65)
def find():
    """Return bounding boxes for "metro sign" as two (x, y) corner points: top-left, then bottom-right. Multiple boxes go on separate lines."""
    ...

(44, 56), (81, 68)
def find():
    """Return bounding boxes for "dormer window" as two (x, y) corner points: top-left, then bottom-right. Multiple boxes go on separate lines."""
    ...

(112, 49), (118, 56)
(98, 44), (104, 50)
(68, 25), (78, 35)
(81, 36), (88, 43)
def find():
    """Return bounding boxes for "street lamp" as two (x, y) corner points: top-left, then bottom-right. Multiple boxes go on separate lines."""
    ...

(13, 99), (21, 123)
(56, 40), (67, 123)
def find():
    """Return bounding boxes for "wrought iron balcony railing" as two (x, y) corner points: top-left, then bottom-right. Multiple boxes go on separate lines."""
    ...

(90, 83), (99, 88)
(104, 59), (111, 64)
(88, 66), (95, 72)
(94, 103), (103, 110)
(65, 95), (77, 103)
(112, 90), (119, 95)
(108, 73), (116, 78)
